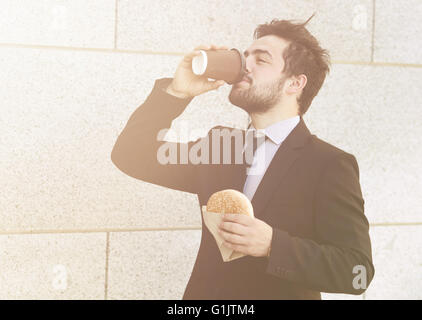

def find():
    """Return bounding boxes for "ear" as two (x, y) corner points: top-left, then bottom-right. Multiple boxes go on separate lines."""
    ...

(285, 74), (307, 95)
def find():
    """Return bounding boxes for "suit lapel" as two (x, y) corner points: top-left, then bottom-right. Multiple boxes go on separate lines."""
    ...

(251, 117), (312, 219)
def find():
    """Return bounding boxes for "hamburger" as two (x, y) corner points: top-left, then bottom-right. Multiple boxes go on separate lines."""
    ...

(206, 189), (254, 217)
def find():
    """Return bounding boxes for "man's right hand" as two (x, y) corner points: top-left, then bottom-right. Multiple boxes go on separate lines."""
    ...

(166, 44), (229, 99)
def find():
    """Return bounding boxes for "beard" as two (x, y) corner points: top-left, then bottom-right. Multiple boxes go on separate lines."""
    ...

(228, 76), (287, 114)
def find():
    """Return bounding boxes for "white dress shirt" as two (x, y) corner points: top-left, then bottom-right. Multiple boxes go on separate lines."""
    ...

(242, 115), (300, 201)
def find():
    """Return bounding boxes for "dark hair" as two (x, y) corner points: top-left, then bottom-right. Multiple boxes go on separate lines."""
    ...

(254, 14), (330, 115)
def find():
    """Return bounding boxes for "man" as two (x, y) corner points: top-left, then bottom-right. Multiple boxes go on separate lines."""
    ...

(111, 16), (374, 299)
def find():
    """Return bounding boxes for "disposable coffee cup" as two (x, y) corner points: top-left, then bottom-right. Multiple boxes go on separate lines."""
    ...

(192, 48), (246, 84)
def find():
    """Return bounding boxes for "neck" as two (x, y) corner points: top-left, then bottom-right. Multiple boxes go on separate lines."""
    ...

(250, 104), (299, 129)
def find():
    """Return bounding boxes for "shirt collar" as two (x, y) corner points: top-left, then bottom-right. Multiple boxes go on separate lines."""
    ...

(248, 115), (300, 145)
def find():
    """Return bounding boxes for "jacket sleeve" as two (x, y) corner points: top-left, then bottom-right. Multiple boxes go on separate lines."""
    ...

(111, 77), (203, 194)
(265, 153), (375, 295)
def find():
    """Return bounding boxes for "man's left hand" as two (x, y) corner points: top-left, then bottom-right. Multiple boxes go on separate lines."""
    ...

(218, 213), (273, 257)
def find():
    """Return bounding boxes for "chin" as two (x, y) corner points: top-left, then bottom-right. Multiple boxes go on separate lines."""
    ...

(228, 87), (278, 114)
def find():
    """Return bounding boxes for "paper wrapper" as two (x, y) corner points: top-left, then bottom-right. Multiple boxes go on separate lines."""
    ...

(202, 205), (248, 262)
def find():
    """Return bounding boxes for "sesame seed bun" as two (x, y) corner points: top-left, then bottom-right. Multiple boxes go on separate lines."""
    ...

(206, 189), (254, 217)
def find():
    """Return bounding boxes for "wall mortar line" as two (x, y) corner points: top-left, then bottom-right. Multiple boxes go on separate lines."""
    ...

(0, 42), (184, 56)
(104, 232), (110, 300)
(114, 0), (118, 50)
(371, 0), (376, 62)
(0, 226), (203, 236)
(1, 222), (421, 236)
(331, 60), (422, 68)
(0, 43), (421, 68)
(370, 222), (422, 227)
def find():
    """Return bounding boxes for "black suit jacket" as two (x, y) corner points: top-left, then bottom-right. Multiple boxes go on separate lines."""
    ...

(111, 78), (375, 299)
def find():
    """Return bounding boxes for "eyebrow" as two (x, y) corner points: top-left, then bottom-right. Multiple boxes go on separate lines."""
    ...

(243, 49), (273, 59)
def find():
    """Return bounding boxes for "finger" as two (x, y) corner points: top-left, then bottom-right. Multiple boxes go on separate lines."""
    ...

(194, 44), (229, 52)
(194, 44), (211, 51)
(223, 241), (248, 254)
(182, 50), (201, 63)
(223, 213), (252, 226)
(219, 221), (248, 235)
(210, 44), (230, 51)
(219, 230), (248, 245)
(203, 79), (225, 92)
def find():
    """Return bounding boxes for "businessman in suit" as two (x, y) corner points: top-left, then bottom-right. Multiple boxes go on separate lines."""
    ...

(111, 17), (374, 299)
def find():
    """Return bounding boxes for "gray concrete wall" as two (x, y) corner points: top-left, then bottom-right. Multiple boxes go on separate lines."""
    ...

(0, 0), (420, 299)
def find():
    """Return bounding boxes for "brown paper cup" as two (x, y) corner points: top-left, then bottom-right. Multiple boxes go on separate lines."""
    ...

(192, 49), (246, 84)
(201, 206), (247, 262)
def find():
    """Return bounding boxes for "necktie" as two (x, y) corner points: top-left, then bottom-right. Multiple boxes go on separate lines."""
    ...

(243, 129), (267, 168)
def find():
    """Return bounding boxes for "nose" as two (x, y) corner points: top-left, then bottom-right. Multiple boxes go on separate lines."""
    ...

(244, 56), (252, 73)
(244, 55), (255, 74)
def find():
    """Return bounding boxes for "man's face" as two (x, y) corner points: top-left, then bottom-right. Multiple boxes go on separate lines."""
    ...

(228, 35), (290, 114)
